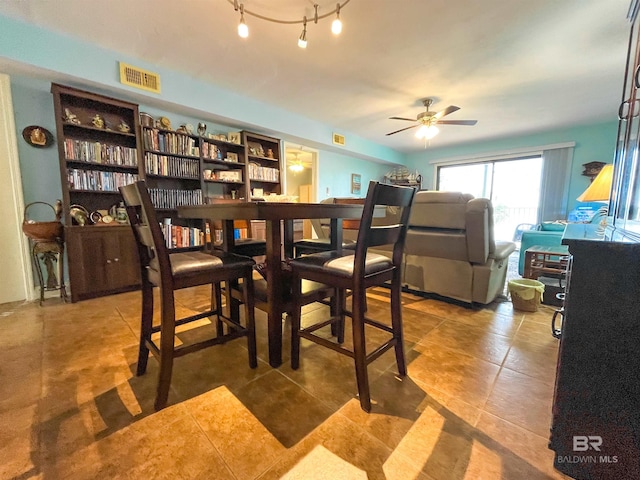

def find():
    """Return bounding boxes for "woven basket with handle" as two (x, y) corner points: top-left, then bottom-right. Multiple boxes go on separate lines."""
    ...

(22, 201), (64, 242)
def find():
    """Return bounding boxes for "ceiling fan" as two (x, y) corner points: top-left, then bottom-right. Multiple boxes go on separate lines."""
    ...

(386, 99), (477, 139)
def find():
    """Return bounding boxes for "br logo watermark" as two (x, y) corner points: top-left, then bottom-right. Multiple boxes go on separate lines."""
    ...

(573, 435), (602, 452)
(557, 436), (618, 464)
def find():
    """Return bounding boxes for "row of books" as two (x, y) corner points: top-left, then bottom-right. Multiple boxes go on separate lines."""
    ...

(67, 168), (138, 192)
(144, 152), (199, 178)
(148, 188), (203, 209)
(248, 163), (279, 182)
(64, 139), (137, 166)
(201, 141), (221, 160)
(159, 222), (205, 249)
(143, 128), (199, 157)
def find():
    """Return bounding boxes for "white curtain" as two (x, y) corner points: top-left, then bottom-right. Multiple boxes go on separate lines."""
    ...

(538, 146), (574, 222)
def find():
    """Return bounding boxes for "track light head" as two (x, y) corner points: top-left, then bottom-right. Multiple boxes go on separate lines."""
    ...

(298, 17), (308, 48)
(331, 3), (342, 34)
(237, 4), (249, 38)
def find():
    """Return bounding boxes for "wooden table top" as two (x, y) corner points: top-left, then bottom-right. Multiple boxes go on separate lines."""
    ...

(178, 202), (370, 220)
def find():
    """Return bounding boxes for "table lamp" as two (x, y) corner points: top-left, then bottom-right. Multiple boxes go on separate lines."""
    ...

(577, 164), (613, 202)
(577, 163), (613, 232)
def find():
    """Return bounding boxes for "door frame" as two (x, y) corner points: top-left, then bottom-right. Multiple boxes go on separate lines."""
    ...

(0, 73), (34, 303)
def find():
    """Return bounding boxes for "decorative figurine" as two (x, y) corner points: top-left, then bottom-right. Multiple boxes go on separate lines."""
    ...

(63, 108), (81, 125)
(92, 114), (104, 129)
(54, 199), (63, 221)
(117, 119), (131, 133)
(197, 122), (207, 136)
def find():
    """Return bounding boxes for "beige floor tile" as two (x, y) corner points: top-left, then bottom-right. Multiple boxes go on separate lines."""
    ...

(469, 412), (570, 479)
(189, 385), (288, 480)
(260, 411), (433, 480)
(503, 337), (559, 386)
(0, 289), (566, 480)
(423, 319), (512, 365)
(484, 367), (555, 437)
(408, 340), (501, 408)
(515, 318), (560, 348)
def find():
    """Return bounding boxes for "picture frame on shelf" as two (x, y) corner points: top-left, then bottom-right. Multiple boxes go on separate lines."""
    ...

(226, 152), (239, 162)
(248, 141), (265, 157)
(228, 132), (241, 144)
(218, 170), (242, 182)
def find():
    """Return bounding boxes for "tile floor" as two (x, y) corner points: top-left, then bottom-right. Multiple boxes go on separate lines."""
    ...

(0, 285), (569, 479)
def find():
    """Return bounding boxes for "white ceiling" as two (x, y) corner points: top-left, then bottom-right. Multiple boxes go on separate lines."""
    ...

(0, 0), (632, 153)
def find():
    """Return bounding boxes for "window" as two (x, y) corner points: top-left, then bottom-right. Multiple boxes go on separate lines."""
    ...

(437, 156), (543, 241)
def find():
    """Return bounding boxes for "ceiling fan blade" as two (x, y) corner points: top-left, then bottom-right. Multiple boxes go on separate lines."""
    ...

(433, 105), (460, 119)
(437, 119), (478, 126)
(386, 124), (419, 136)
(389, 116), (417, 122)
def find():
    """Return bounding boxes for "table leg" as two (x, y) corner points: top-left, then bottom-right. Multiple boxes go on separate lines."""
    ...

(266, 219), (284, 367)
(222, 219), (241, 322)
(329, 218), (344, 335)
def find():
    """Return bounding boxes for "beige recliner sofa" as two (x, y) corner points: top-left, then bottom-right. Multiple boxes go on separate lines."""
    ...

(402, 191), (516, 304)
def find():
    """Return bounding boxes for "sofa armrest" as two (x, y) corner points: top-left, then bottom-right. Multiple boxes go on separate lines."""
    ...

(493, 240), (516, 261)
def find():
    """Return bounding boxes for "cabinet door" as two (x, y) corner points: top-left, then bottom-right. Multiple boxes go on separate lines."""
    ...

(104, 228), (140, 291)
(67, 226), (140, 301)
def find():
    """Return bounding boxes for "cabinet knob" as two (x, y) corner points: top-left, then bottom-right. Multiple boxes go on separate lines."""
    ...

(106, 259), (112, 264)
(114, 258), (119, 262)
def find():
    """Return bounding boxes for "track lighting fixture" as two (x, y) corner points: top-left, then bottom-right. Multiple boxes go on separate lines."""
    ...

(332, 3), (342, 34)
(237, 4), (248, 38)
(298, 17), (308, 49)
(229, 0), (350, 48)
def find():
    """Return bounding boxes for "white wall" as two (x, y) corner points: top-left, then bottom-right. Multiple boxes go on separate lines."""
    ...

(0, 74), (32, 303)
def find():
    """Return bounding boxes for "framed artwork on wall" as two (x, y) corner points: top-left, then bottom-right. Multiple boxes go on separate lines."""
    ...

(351, 173), (361, 195)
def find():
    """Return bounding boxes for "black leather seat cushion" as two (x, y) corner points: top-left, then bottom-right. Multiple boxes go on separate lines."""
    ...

(288, 250), (393, 278)
(148, 251), (254, 285)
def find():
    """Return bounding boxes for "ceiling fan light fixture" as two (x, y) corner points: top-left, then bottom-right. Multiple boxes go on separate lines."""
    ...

(298, 17), (308, 48)
(237, 4), (249, 38)
(416, 124), (439, 140)
(331, 4), (342, 34)
(289, 163), (304, 172)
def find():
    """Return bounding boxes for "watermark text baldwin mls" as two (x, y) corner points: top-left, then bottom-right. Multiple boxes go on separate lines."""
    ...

(557, 436), (618, 464)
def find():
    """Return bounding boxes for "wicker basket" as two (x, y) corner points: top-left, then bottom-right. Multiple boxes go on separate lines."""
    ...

(22, 202), (64, 242)
(509, 279), (545, 312)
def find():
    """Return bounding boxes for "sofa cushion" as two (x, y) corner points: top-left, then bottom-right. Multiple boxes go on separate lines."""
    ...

(540, 221), (567, 232)
(405, 228), (467, 260)
(409, 191), (473, 229)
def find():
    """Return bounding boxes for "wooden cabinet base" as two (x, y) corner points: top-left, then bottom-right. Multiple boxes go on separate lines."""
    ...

(66, 226), (140, 302)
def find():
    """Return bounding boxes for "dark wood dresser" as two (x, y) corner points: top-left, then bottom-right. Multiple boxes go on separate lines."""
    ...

(548, 224), (640, 478)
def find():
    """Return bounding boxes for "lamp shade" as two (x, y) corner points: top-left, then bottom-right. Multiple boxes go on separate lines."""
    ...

(577, 164), (613, 202)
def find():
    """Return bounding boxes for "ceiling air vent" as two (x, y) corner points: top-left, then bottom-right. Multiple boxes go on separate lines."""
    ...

(333, 133), (345, 146)
(119, 62), (161, 94)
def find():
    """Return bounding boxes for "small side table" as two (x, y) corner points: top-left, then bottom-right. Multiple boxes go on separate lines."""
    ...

(31, 239), (68, 305)
(523, 245), (571, 280)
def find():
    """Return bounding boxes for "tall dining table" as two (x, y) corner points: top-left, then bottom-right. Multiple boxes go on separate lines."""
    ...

(177, 201), (369, 367)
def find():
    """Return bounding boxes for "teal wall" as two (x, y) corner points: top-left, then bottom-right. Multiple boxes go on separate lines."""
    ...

(11, 76), (61, 209)
(2, 13), (620, 215)
(406, 120), (619, 213)
(317, 151), (392, 199)
(0, 13), (405, 168)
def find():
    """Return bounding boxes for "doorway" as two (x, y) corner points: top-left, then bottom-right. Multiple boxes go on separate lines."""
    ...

(284, 143), (318, 239)
(437, 156), (543, 242)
